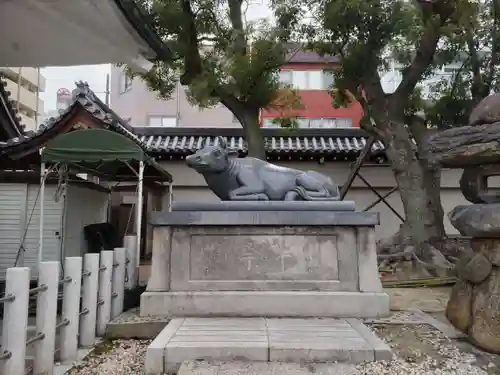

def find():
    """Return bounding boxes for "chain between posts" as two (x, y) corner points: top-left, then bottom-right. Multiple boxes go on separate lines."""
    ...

(55, 318), (70, 330)
(0, 293), (15, 304)
(79, 308), (89, 317)
(0, 350), (12, 361)
(26, 332), (45, 346)
(59, 276), (72, 285)
(29, 284), (48, 295)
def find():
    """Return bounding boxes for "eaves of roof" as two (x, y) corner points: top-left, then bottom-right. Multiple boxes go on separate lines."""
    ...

(0, 81), (147, 157)
(112, 0), (171, 61)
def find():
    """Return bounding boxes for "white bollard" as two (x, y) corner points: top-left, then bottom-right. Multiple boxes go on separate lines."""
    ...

(96, 250), (113, 336)
(59, 257), (82, 363)
(124, 235), (137, 289)
(34, 261), (60, 375)
(1, 267), (30, 375)
(79, 253), (99, 347)
(111, 248), (126, 319)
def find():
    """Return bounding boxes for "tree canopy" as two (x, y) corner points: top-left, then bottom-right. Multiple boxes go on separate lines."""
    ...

(124, 0), (305, 157)
(423, 0), (500, 129)
(268, 0), (478, 270)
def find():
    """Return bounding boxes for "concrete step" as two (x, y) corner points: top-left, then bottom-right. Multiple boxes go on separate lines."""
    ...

(145, 318), (393, 374)
(105, 307), (169, 339)
(178, 360), (362, 375)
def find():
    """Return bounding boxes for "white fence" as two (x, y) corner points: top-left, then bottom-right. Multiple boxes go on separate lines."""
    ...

(0, 248), (128, 375)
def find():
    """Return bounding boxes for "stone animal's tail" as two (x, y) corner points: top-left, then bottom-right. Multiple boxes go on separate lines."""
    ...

(293, 186), (340, 201)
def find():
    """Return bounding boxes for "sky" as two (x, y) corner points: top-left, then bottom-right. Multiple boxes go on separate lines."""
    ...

(40, 64), (111, 112)
(38, 0), (270, 113)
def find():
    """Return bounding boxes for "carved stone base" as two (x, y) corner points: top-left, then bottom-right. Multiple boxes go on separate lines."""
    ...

(143, 205), (388, 319)
(141, 291), (390, 318)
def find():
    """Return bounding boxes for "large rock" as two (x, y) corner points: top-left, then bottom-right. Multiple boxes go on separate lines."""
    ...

(446, 279), (473, 333)
(448, 204), (500, 237)
(456, 252), (492, 284)
(472, 238), (500, 266)
(469, 92), (500, 126)
(421, 122), (500, 168)
(470, 268), (500, 353)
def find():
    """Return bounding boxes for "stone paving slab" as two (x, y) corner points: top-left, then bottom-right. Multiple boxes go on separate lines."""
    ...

(145, 318), (392, 374)
(267, 318), (373, 363)
(178, 360), (361, 375)
(105, 307), (170, 339)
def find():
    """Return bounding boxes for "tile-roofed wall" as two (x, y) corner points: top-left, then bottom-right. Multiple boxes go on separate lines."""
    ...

(134, 127), (386, 161)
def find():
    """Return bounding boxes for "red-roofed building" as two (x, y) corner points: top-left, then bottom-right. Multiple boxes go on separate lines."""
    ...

(261, 50), (364, 128)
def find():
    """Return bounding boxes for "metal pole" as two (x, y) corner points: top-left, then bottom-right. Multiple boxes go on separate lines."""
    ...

(105, 73), (110, 106)
(136, 161), (145, 277)
(168, 182), (173, 212)
(16, 67), (22, 112)
(35, 67), (40, 124)
(38, 163), (46, 266)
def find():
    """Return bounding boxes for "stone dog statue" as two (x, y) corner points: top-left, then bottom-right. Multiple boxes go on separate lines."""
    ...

(185, 136), (340, 201)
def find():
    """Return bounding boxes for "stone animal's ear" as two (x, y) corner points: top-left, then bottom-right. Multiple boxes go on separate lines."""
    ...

(217, 136), (227, 150)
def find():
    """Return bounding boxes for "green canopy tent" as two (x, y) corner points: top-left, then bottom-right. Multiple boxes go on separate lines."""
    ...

(38, 128), (173, 278)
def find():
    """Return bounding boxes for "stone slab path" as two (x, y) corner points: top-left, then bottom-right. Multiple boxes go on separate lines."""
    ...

(178, 360), (362, 375)
(145, 318), (392, 374)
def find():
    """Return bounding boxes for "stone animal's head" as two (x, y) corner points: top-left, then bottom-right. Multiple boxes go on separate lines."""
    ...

(186, 136), (236, 173)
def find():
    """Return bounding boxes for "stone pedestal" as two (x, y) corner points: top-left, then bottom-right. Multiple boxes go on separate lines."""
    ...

(141, 201), (389, 319)
(447, 204), (500, 353)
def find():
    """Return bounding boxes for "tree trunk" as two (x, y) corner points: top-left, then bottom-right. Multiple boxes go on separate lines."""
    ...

(376, 113), (447, 268)
(240, 110), (266, 159)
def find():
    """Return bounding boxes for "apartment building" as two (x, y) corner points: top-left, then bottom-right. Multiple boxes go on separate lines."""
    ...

(381, 59), (462, 97)
(110, 49), (364, 128)
(261, 50), (363, 128)
(111, 50), (476, 129)
(110, 66), (238, 128)
(0, 67), (45, 131)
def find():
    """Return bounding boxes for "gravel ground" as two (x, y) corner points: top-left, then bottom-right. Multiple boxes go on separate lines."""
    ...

(356, 324), (500, 375)
(386, 287), (452, 313)
(63, 323), (500, 375)
(65, 339), (154, 375)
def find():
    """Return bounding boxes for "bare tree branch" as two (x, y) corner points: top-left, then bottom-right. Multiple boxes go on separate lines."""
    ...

(395, 0), (457, 99)
(466, 28), (485, 100)
(227, 0), (247, 55)
(486, 0), (500, 92)
(395, 16), (442, 98)
(179, 0), (204, 85)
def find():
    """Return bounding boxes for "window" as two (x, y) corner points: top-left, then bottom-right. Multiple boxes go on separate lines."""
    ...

(263, 117), (352, 129)
(293, 71), (308, 88)
(308, 71), (323, 89)
(279, 70), (293, 85)
(263, 118), (281, 128)
(147, 115), (177, 127)
(323, 70), (335, 89)
(278, 70), (335, 90)
(232, 114), (240, 123)
(120, 73), (132, 93)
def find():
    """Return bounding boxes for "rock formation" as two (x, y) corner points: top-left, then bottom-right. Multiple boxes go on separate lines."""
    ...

(430, 92), (500, 354)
